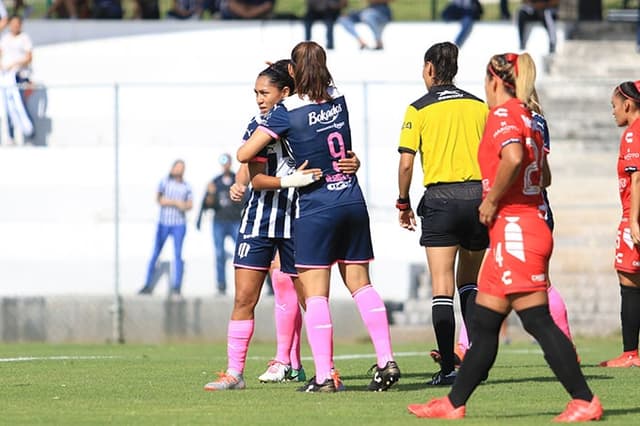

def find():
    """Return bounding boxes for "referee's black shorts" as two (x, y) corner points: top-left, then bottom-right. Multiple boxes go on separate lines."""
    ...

(417, 181), (488, 250)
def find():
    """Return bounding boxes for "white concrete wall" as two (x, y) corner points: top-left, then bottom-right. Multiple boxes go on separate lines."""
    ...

(0, 21), (557, 301)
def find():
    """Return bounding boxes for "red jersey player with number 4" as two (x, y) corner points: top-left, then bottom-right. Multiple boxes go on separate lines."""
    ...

(407, 52), (603, 422)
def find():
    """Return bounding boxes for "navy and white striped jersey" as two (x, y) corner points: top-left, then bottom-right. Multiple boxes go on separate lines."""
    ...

(239, 114), (298, 239)
(258, 87), (365, 217)
(157, 176), (193, 226)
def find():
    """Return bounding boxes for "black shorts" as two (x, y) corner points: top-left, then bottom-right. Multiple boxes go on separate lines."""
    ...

(417, 181), (488, 250)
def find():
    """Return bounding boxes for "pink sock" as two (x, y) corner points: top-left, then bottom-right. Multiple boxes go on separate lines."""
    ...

(352, 285), (394, 368)
(227, 319), (254, 376)
(304, 296), (333, 383)
(289, 307), (302, 370)
(272, 269), (299, 365)
(547, 285), (573, 341)
(458, 321), (469, 350)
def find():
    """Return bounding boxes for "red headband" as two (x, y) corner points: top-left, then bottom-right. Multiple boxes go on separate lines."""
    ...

(488, 53), (519, 89)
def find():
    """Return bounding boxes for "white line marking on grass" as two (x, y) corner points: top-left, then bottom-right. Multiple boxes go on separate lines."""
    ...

(0, 355), (121, 363)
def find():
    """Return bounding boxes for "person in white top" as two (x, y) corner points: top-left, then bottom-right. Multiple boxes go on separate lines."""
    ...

(0, 2), (8, 33)
(0, 15), (32, 83)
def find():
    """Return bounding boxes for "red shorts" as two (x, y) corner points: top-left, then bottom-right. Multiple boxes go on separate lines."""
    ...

(479, 212), (553, 298)
(614, 218), (640, 273)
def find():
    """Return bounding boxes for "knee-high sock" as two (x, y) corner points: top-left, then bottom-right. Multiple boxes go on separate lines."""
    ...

(353, 284), (394, 368)
(449, 305), (505, 408)
(547, 285), (573, 342)
(227, 319), (254, 376)
(458, 320), (469, 349)
(518, 305), (593, 402)
(271, 269), (299, 365)
(621, 284), (640, 352)
(458, 283), (477, 347)
(305, 296), (333, 383)
(432, 295), (455, 373)
(289, 307), (302, 370)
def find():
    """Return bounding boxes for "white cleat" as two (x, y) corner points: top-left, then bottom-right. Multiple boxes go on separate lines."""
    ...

(258, 360), (290, 383)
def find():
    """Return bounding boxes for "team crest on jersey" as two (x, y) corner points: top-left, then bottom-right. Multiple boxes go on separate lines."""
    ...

(237, 242), (251, 258)
(626, 132), (634, 143)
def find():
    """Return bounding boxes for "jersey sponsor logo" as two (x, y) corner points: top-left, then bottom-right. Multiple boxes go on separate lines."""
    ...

(493, 107), (509, 118)
(325, 173), (350, 183)
(616, 252), (623, 264)
(327, 181), (349, 191)
(437, 90), (464, 101)
(308, 103), (343, 126)
(531, 273), (546, 282)
(492, 123), (520, 138)
(626, 132), (634, 143)
(237, 242), (251, 258)
(317, 121), (345, 133)
(504, 217), (526, 262)
(633, 260), (640, 267)
(624, 152), (640, 161)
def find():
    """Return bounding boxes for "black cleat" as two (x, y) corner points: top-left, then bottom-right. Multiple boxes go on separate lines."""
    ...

(296, 373), (345, 393)
(426, 369), (457, 386)
(367, 360), (401, 391)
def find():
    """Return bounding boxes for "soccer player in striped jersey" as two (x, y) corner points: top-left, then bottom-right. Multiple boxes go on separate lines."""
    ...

(599, 80), (640, 368)
(139, 160), (193, 296)
(204, 60), (359, 391)
(238, 41), (401, 393)
(408, 52), (602, 422)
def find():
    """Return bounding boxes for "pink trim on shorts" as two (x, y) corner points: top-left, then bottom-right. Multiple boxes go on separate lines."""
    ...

(233, 263), (270, 271)
(336, 258), (374, 264)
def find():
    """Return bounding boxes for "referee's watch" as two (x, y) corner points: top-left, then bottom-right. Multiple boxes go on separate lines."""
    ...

(396, 197), (411, 211)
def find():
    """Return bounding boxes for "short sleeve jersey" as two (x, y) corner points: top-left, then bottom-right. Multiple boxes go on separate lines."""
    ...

(398, 85), (487, 186)
(158, 176), (192, 226)
(258, 87), (365, 216)
(478, 98), (545, 214)
(239, 114), (297, 239)
(617, 118), (640, 218)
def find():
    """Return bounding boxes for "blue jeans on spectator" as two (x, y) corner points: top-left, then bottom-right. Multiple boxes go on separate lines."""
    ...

(338, 4), (391, 48)
(442, 5), (476, 47)
(213, 219), (239, 294)
(143, 223), (186, 293)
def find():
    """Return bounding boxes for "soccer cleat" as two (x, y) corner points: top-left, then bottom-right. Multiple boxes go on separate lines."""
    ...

(297, 370), (345, 393)
(367, 360), (401, 391)
(598, 350), (640, 368)
(553, 395), (603, 422)
(258, 360), (290, 383)
(426, 369), (457, 386)
(204, 372), (246, 391)
(455, 342), (467, 363)
(408, 396), (466, 419)
(286, 366), (307, 382)
(430, 348), (463, 369)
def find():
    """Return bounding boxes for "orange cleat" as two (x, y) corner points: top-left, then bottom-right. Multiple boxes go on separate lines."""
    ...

(553, 395), (603, 422)
(598, 350), (640, 368)
(455, 342), (467, 363)
(408, 396), (465, 419)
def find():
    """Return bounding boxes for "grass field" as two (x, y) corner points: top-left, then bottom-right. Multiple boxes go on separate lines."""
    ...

(1, 337), (639, 425)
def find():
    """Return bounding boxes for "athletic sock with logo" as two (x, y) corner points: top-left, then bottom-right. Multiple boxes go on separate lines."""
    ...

(518, 305), (593, 402)
(621, 284), (640, 352)
(227, 319), (254, 376)
(305, 296), (334, 384)
(432, 295), (455, 373)
(271, 269), (298, 365)
(353, 284), (394, 368)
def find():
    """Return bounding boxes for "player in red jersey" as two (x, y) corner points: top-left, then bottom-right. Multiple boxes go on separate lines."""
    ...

(407, 52), (602, 422)
(599, 80), (640, 368)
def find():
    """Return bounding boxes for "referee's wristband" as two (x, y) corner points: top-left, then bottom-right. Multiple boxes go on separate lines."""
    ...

(396, 197), (411, 211)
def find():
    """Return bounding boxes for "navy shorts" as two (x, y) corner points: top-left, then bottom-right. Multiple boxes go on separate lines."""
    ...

(294, 203), (374, 268)
(417, 181), (488, 250)
(233, 235), (296, 275)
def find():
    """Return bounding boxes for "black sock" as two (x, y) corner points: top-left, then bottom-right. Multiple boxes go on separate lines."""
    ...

(432, 296), (455, 373)
(448, 305), (505, 408)
(621, 284), (640, 352)
(518, 305), (593, 402)
(458, 283), (477, 343)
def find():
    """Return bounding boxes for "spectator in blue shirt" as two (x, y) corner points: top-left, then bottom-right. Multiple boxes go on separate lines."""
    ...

(139, 160), (193, 296)
(442, 0), (483, 48)
(337, 0), (392, 50)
